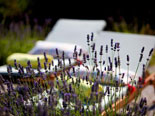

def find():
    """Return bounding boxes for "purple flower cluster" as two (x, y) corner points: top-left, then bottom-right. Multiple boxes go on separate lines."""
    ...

(0, 33), (154, 116)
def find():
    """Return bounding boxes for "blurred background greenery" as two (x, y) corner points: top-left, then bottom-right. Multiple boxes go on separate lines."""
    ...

(0, 0), (155, 66)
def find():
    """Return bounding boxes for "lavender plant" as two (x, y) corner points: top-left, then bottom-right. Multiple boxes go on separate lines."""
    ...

(0, 33), (154, 116)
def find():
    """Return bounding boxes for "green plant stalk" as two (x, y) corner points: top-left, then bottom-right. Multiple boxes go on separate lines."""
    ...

(132, 62), (140, 86)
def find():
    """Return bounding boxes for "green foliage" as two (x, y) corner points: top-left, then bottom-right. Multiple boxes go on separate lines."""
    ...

(149, 50), (155, 66)
(0, 20), (50, 66)
(110, 19), (155, 35)
(0, 0), (29, 18)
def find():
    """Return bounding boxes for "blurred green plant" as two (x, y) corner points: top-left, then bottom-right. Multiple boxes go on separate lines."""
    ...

(0, 19), (52, 66)
(149, 50), (155, 66)
(0, 0), (30, 22)
(107, 18), (155, 35)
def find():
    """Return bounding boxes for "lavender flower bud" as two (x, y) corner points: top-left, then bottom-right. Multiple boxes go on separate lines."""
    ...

(91, 84), (95, 92)
(126, 104), (130, 111)
(14, 59), (18, 69)
(105, 45), (108, 53)
(51, 60), (54, 66)
(49, 63), (51, 70)
(44, 52), (48, 62)
(55, 65), (57, 72)
(127, 55), (129, 62)
(139, 98), (144, 108)
(83, 54), (86, 63)
(87, 34), (90, 43)
(114, 57), (117, 67)
(103, 60), (105, 65)
(106, 86), (110, 95)
(141, 47), (145, 54)
(27, 60), (31, 67)
(111, 39), (113, 48)
(100, 45), (103, 55)
(68, 58), (71, 66)
(110, 62), (112, 71)
(92, 43), (95, 52)
(69, 84), (72, 93)
(118, 56), (120, 66)
(81, 107), (84, 114)
(122, 73), (125, 78)
(116, 42), (120, 49)
(79, 49), (82, 56)
(149, 48), (154, 56)
(74, 45), (77, 53)
(72, 67), (75, 74)
(56, 48), (59, 57)
(7, 66), (11, 74)
(95, 51), (97, 58)
(37, 57), (40, 63)
(141, 106), (147, 115)
(139, 54), (143, 62)
(44, 62), (47, 70)
(67, 71), (72, 78)
(62, 51), (65, 60)
(91, 32), (94, 41)
(108, 57), (111, 64)
(86, 75), (88, 82)
(73, 52), (77, 59)
(63, 100), (67, 108)
(8, 65), (12, 73)
(86, 55), (89, 60)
